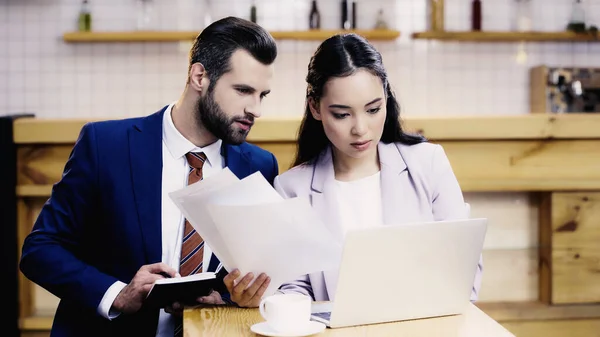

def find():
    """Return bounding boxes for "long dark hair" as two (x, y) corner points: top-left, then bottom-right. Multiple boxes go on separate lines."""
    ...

(293, 33), (425, 167)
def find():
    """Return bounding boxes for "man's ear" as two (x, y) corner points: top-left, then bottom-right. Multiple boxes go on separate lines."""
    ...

(308, 97), (322, 121)
(189, 63), (209, 93)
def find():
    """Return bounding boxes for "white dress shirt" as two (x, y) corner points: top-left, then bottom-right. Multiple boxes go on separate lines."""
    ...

(96, 102), (225, 337)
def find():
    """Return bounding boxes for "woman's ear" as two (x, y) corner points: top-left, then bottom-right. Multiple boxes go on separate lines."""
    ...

(308, 97), (322, 121)
(188, 63), (209, 94)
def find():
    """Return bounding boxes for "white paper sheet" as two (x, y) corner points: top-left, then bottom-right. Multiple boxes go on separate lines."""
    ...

(169, 168), (240, 271)
(205, 170), (284, 206)
(207, 197), (343, 296)
(169, 168), (343, 297)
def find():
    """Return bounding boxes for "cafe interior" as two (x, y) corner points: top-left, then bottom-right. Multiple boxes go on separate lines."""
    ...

(1, 0), (599, 336)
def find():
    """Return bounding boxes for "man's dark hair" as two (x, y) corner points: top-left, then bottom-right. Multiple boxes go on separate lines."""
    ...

(188, 16), (277, 89)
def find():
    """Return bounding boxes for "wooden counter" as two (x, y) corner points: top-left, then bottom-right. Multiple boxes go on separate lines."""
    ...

(13, 113), (600, 195)
(183, 303), (515, 337)
(13, 114), (600, 337)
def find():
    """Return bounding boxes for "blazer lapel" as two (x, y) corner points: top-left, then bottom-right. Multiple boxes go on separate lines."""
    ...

(379, 142), (432, 224)
(310, 147), (344, 240)
(129, 109), (165, 264)
(310, 147), (344, 299)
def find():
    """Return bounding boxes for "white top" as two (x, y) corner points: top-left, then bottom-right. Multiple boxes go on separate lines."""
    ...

(327, 171), (383, 299)
(96, 102), (225, 337)
(334, 171), (384, 236)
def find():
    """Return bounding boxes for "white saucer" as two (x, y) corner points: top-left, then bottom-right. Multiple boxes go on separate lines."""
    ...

(250, 321), (326, 337)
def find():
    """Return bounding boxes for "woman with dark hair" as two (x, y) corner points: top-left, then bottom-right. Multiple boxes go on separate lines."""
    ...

(274, 33), (482, 302)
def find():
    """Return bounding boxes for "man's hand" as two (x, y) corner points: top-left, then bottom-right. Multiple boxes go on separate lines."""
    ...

(112, 262), (177, 314)
(165, 290), (225, 316)
(199, 290), (226, 305)
(223, 269), (271, 308)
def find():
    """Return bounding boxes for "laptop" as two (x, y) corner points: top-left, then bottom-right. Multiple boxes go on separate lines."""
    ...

(310, 218), (487, 328)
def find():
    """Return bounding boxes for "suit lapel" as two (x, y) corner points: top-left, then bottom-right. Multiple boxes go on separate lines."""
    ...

(223, 144), (254, 179)
(129, 109), (165, 264)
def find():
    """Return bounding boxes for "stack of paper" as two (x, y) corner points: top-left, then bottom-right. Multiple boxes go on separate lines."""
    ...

(169, 168), (342, 297)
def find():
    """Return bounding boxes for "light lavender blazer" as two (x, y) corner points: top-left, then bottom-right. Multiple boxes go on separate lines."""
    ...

(273, 141), (483, 302)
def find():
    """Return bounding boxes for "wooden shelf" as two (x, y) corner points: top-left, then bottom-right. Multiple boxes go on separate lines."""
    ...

(62, 29), (401, 43)
(411, 31), (600, 42)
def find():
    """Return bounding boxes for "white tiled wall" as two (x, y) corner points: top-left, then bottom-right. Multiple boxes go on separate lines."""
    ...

(1, 0), (599, 119)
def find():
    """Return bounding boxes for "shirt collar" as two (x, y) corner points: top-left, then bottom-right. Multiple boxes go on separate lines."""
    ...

(162, 102), (223, 166)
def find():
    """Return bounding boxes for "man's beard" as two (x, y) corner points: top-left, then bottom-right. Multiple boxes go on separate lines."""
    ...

(195, 90), (253, 145)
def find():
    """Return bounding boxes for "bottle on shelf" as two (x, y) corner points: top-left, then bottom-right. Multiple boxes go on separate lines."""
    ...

(351, 1), (357, 29)
(250, 0), (257, 23)
(309, 0), (320, 29)
(78, 0), (92, 32)
(428, 0), (444, 31)
(471, 0), (482, 31)
(341, 0), (350, 29)
(567, 0), (586, 32)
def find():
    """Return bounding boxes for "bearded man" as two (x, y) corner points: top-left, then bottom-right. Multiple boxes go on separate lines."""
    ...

(20, 16), (278, 337)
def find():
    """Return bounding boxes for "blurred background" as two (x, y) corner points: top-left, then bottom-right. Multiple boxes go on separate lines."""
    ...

(1, 0), (599, 336)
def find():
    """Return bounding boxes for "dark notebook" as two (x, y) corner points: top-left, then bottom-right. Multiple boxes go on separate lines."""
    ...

(145, 272), (219, 308)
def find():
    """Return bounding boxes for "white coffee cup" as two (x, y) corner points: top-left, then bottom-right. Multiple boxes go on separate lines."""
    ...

(259, 294), (311, 333)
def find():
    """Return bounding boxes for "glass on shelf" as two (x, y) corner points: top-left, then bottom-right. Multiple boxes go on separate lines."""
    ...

(374, 8), (388, 29)
(512, 0), (532, 32)
(203, 0), (213, 29)
(136, 0), (156, 30)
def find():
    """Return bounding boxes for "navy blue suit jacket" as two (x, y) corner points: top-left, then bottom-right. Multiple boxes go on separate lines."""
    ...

(19, 107), (279, 337)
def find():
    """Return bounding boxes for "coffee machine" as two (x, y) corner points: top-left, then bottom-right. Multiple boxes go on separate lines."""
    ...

(530, 66), (600, 113)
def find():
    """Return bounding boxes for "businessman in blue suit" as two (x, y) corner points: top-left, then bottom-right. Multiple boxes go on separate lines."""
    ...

(20, 17), (278, 337)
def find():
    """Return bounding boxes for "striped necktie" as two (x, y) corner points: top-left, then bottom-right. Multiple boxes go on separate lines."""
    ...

(179, 152), (207, 276)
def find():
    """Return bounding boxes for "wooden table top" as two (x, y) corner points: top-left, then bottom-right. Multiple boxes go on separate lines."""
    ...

(184, 303), (516, 337)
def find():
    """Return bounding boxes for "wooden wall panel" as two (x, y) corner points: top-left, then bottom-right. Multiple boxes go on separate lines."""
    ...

(551, 193), (600, 304)
(17, 199), (33, 320)
(478, 249), (539, 302)
(21, 332), (50, 337)
(33, 287), (59, 316)
(466, 192), (538, 250)
(22, 199), (60, 317)
(441, 140), (600, 191)
(467, 192), (540, 303)
(17, 146), (73, 186)
(539, 193), (552, 304)
(529, 65), (548, 114)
